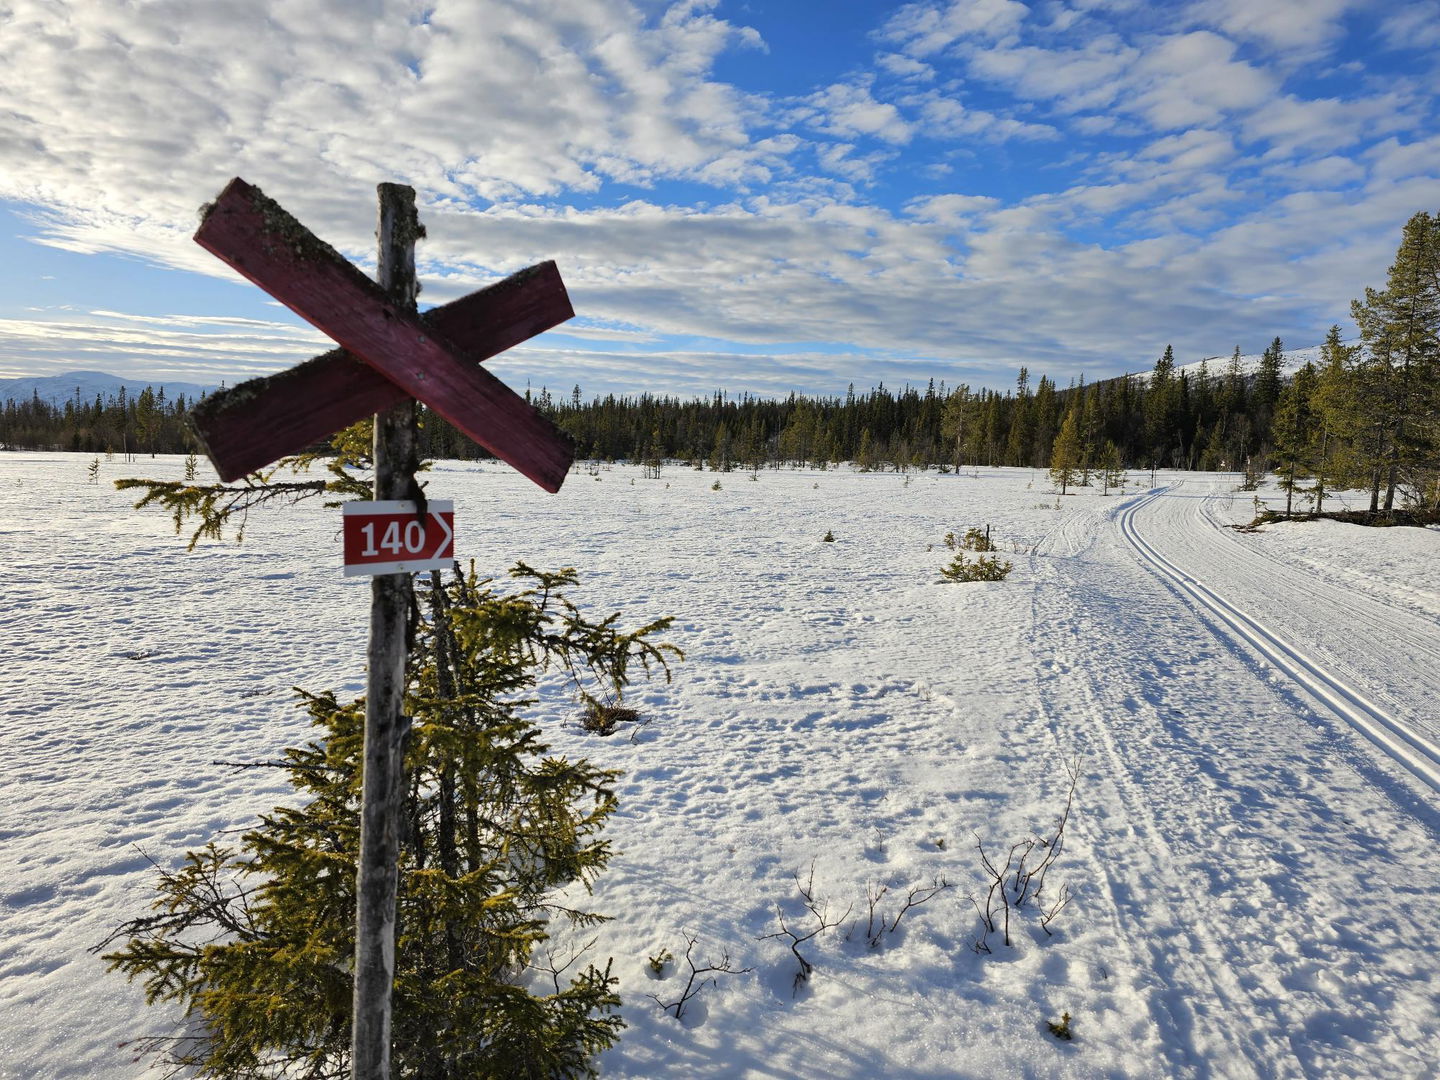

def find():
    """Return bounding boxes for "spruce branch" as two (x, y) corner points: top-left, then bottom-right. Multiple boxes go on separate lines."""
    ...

(115, 474), (328, 549)
(116, 417), (380, 549)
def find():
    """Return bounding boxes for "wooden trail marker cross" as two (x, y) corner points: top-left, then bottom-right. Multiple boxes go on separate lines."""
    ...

(190, 177), (575, 491)
(188, 178), (575, 1080)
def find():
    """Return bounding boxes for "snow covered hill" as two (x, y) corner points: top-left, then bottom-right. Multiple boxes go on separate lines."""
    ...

(1176, 341), (1328, 380)
(0, 370), (215, 406)
(2, 454), (1436, 1078)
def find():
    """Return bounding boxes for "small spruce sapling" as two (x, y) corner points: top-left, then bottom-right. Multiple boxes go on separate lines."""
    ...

(647, 949), (674, 977)
(940, 552), (1012, 582)
(940, 524), (1011, 580)
(944, 526), (995, 552)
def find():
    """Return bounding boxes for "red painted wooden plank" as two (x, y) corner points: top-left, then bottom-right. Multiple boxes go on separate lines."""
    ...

(189, 261), (573, 481)
(194, 178), (574, 492)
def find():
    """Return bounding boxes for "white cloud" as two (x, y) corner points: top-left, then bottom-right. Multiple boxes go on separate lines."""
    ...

(1137, 129), (1238, 171)
(793, 81), (914, 145)
(0, 0), (775, 261)
(1269, 154), (1367, 189)
(812, 142), (898, 183)
(1365, 134), (1440, 181)
(954, 28), (1276, 133)
(909, 91), (1060, 141)
(1377, 1), (1440, 50)
(964, 36), (1134, 113)
(1242, 93), (1417, 157)
(1125, 32), (1276, 129)
(880, 0), (1031, 57)
(875, 52), (936, 80)
(0, 309), (328, 384)
(903, 193), (1003, 225)
(1187, 0), (1359, 57)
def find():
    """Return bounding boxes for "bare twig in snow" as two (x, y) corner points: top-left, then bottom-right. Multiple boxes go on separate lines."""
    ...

(650, 933), (751, 1020)
(762, 862), (851, 993)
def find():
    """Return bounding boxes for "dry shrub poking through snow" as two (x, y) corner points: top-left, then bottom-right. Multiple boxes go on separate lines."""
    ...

(580, 701), (644, 736)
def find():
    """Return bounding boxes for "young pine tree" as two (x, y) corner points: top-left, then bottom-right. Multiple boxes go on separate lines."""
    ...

(1252, 337), (1285, 430)
(1349, 209), (1440, 512)
(1272, 361), (1320, 516)
(1143, 346), (1179, 470)
(99, 564), (681, 1080)
(1311, 324), (1365, 511)
(1048, 408), (1082, 495)
(1100, 441), (1127, 496)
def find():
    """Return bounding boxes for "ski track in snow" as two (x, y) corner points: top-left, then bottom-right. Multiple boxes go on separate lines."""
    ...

(1120, 485), (1440, 792)
(1034, 477), (1440, 1078)
(2, 455), (1438, 1079)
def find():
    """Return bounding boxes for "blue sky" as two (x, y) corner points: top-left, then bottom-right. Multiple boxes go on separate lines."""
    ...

(1, 0), (1437, 400)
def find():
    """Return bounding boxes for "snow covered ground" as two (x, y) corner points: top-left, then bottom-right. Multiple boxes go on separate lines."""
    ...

(2, 452), (1438, 1079)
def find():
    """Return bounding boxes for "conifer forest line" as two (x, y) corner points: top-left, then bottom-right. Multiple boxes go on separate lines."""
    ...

(4, 211), (1437, 515)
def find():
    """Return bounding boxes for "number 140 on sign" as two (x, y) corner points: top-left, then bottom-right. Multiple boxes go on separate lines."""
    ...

(343, 501), (455, 577)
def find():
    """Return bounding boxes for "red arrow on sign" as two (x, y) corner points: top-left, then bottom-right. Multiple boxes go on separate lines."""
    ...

(342, 500), (455, 577)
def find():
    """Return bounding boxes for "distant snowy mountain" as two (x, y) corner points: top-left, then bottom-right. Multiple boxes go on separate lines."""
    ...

(0, 369), (216, 406)
(1108, 340), (1341, 389)
(1176, 342), (1328, 381)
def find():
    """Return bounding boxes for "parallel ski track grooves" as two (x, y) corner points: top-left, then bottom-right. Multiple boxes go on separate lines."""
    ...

(1119, 487), (1440, 794)
(1194, 494), (1440, 688)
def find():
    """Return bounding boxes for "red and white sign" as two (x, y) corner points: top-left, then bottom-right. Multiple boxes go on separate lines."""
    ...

(343, 500), (455, 577)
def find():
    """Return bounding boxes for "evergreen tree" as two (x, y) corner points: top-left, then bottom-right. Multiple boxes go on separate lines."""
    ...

(1349, 209), (1440, 512)
(1005, 369), (1033, 467)
(1208, 346), (1250, 469)
(1143, 345), (1179, 468)
(708, 421), (733, 472)
(101, 564), (680, 1079)
(1310, 325), (1362, 511)
(856, 427), (878, 471)
(940, 386), (974, 471)
(1077, 380), (1101, 486)
(1253, 337), (1285, 425)
(1048, 407), (1082, 494)
(1100, 441), (1127, 496)
(641, 427), (663, 479)
(135, 386), (161, 457)
(1030, 374), (1059, 468)
(1272, 361), (1320, 515)
(1189, 358), (1214, 463)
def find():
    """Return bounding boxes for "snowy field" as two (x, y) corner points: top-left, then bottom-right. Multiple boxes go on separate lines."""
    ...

(2, 452), (1439, 1079)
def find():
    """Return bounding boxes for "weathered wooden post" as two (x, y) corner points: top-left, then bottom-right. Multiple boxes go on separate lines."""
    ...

(352, 183), (423, 1080)
(185, 176), (579, 1078)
